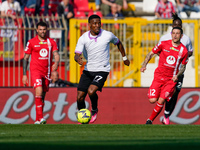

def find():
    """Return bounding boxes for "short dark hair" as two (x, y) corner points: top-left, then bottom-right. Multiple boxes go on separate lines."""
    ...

(172, 26), (183, 34)
(88, 15), (101, 23)
(36, 21), (47, 28)
(172, 13), (182, 25)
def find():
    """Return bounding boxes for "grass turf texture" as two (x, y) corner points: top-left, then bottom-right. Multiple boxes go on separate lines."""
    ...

(0, 124), (200, 150)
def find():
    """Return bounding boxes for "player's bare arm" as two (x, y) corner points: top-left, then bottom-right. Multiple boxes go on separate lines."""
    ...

(52, 51), (60, 71)
(117, 41), (130, 66)
(172, 64), (186, 82)
(140, 51), (154, 72)
(74, 53), (83, 65)
(22, 54), (30, 86)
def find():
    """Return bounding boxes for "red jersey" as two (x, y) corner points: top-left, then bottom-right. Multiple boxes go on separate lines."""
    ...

(24, 36), (58, 79)
(152, 40), (188, 78)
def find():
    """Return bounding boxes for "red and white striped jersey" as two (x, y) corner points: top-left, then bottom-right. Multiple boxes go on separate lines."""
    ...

(155, 1), (176, 18)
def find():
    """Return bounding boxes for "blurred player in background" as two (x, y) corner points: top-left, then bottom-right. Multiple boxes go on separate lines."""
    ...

(74, 15), (130, 123)
(22, 21), (60, 124)
(159, 13), (193, 125)
(140, 27), (188, 124)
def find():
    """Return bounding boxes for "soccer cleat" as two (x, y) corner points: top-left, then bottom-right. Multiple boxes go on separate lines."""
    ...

(34, 121), (40, 124)
(34, 118), (46, 124)
(162, 116), (170, 125)
(146, 119), (152, 124)
(89, 109), (98, 123)
(40, 118), (46, 124)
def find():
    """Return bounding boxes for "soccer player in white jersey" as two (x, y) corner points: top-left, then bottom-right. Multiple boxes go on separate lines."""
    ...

(159, 13), (193, 125)
(74, 15), (130, 123)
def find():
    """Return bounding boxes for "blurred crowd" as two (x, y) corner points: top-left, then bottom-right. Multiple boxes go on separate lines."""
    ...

(0, 0), (128, 19)
(155, 0), (200, 18)
(1, 0), (200, 20)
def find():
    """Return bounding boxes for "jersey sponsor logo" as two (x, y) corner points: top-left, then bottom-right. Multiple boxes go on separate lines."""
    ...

(170, 47), (179, 52)
(34, 45), (40, 47)
(39, 49), (48, 57)
(166, 55), (176, 65)
(164, 49), (170, 52)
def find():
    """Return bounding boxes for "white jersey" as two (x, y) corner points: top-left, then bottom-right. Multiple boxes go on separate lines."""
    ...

(0, 1), (21, 14)
(75, 29), (119, 72)
(159, 32), (193, 52)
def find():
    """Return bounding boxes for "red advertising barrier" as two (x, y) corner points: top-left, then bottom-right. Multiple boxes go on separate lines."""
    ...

(0, 87), (199, 124)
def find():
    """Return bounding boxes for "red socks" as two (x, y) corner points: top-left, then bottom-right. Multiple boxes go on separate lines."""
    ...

(35, 96), (44, 121)
(149, 102), (164, 121)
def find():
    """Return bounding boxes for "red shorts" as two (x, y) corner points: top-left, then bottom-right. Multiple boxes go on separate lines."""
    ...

(31, 73), (50, 92)
(148, 76), (176, 101)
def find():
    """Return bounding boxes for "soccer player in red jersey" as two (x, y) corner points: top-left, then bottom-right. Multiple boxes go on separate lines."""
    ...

(22, 21), (60, 124)
(140, 27), (188, 124)
(159, 13), (193, 125)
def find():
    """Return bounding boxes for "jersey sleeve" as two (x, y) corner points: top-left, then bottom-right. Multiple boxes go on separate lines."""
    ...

(181, 50), (189, 65)
(75, 35), (84, 54)
(16, 2), (21, 12)
(110, 32), (119, 45)
(0, 3), (5, 12)
(24, 41), (32, 54)
(51, 39), (58, 52)
(186, 38), (193, 52)
(152, 41), (163, 54)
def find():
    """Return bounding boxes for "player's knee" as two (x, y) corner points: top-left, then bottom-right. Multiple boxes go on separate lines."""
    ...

(149, 98), (157, 104)
(77, 92), (85, 102)
(77, 94), (83, 101)
(35, 87), (43, 96)
(87, 89), (95, 97)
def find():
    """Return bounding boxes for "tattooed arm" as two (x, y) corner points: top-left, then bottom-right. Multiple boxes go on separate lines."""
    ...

(22, 54), (30, 86)
(172, 64), (186, 82)
(140, 51), (155, 73)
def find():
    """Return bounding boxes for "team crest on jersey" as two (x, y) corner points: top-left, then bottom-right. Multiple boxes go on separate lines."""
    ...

(166, 55), (176, 65)
(170, 47), (179, 52)
(39, 49), (48, 57)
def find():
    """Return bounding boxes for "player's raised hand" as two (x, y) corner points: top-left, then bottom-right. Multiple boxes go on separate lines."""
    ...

(22, 75), (28, 86)
(124, 59), (130, 66)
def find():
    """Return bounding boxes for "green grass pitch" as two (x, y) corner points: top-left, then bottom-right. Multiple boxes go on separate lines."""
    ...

(0, 124), (200, 150)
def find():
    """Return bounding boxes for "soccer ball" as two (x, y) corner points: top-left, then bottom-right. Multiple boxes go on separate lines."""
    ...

(77, 109), (91, 124)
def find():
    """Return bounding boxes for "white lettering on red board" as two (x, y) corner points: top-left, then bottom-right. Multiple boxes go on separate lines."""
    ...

(0, 91), (89, 124)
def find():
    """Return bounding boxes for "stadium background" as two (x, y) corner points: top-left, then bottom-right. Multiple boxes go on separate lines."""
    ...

(0, 0), (200, 124)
